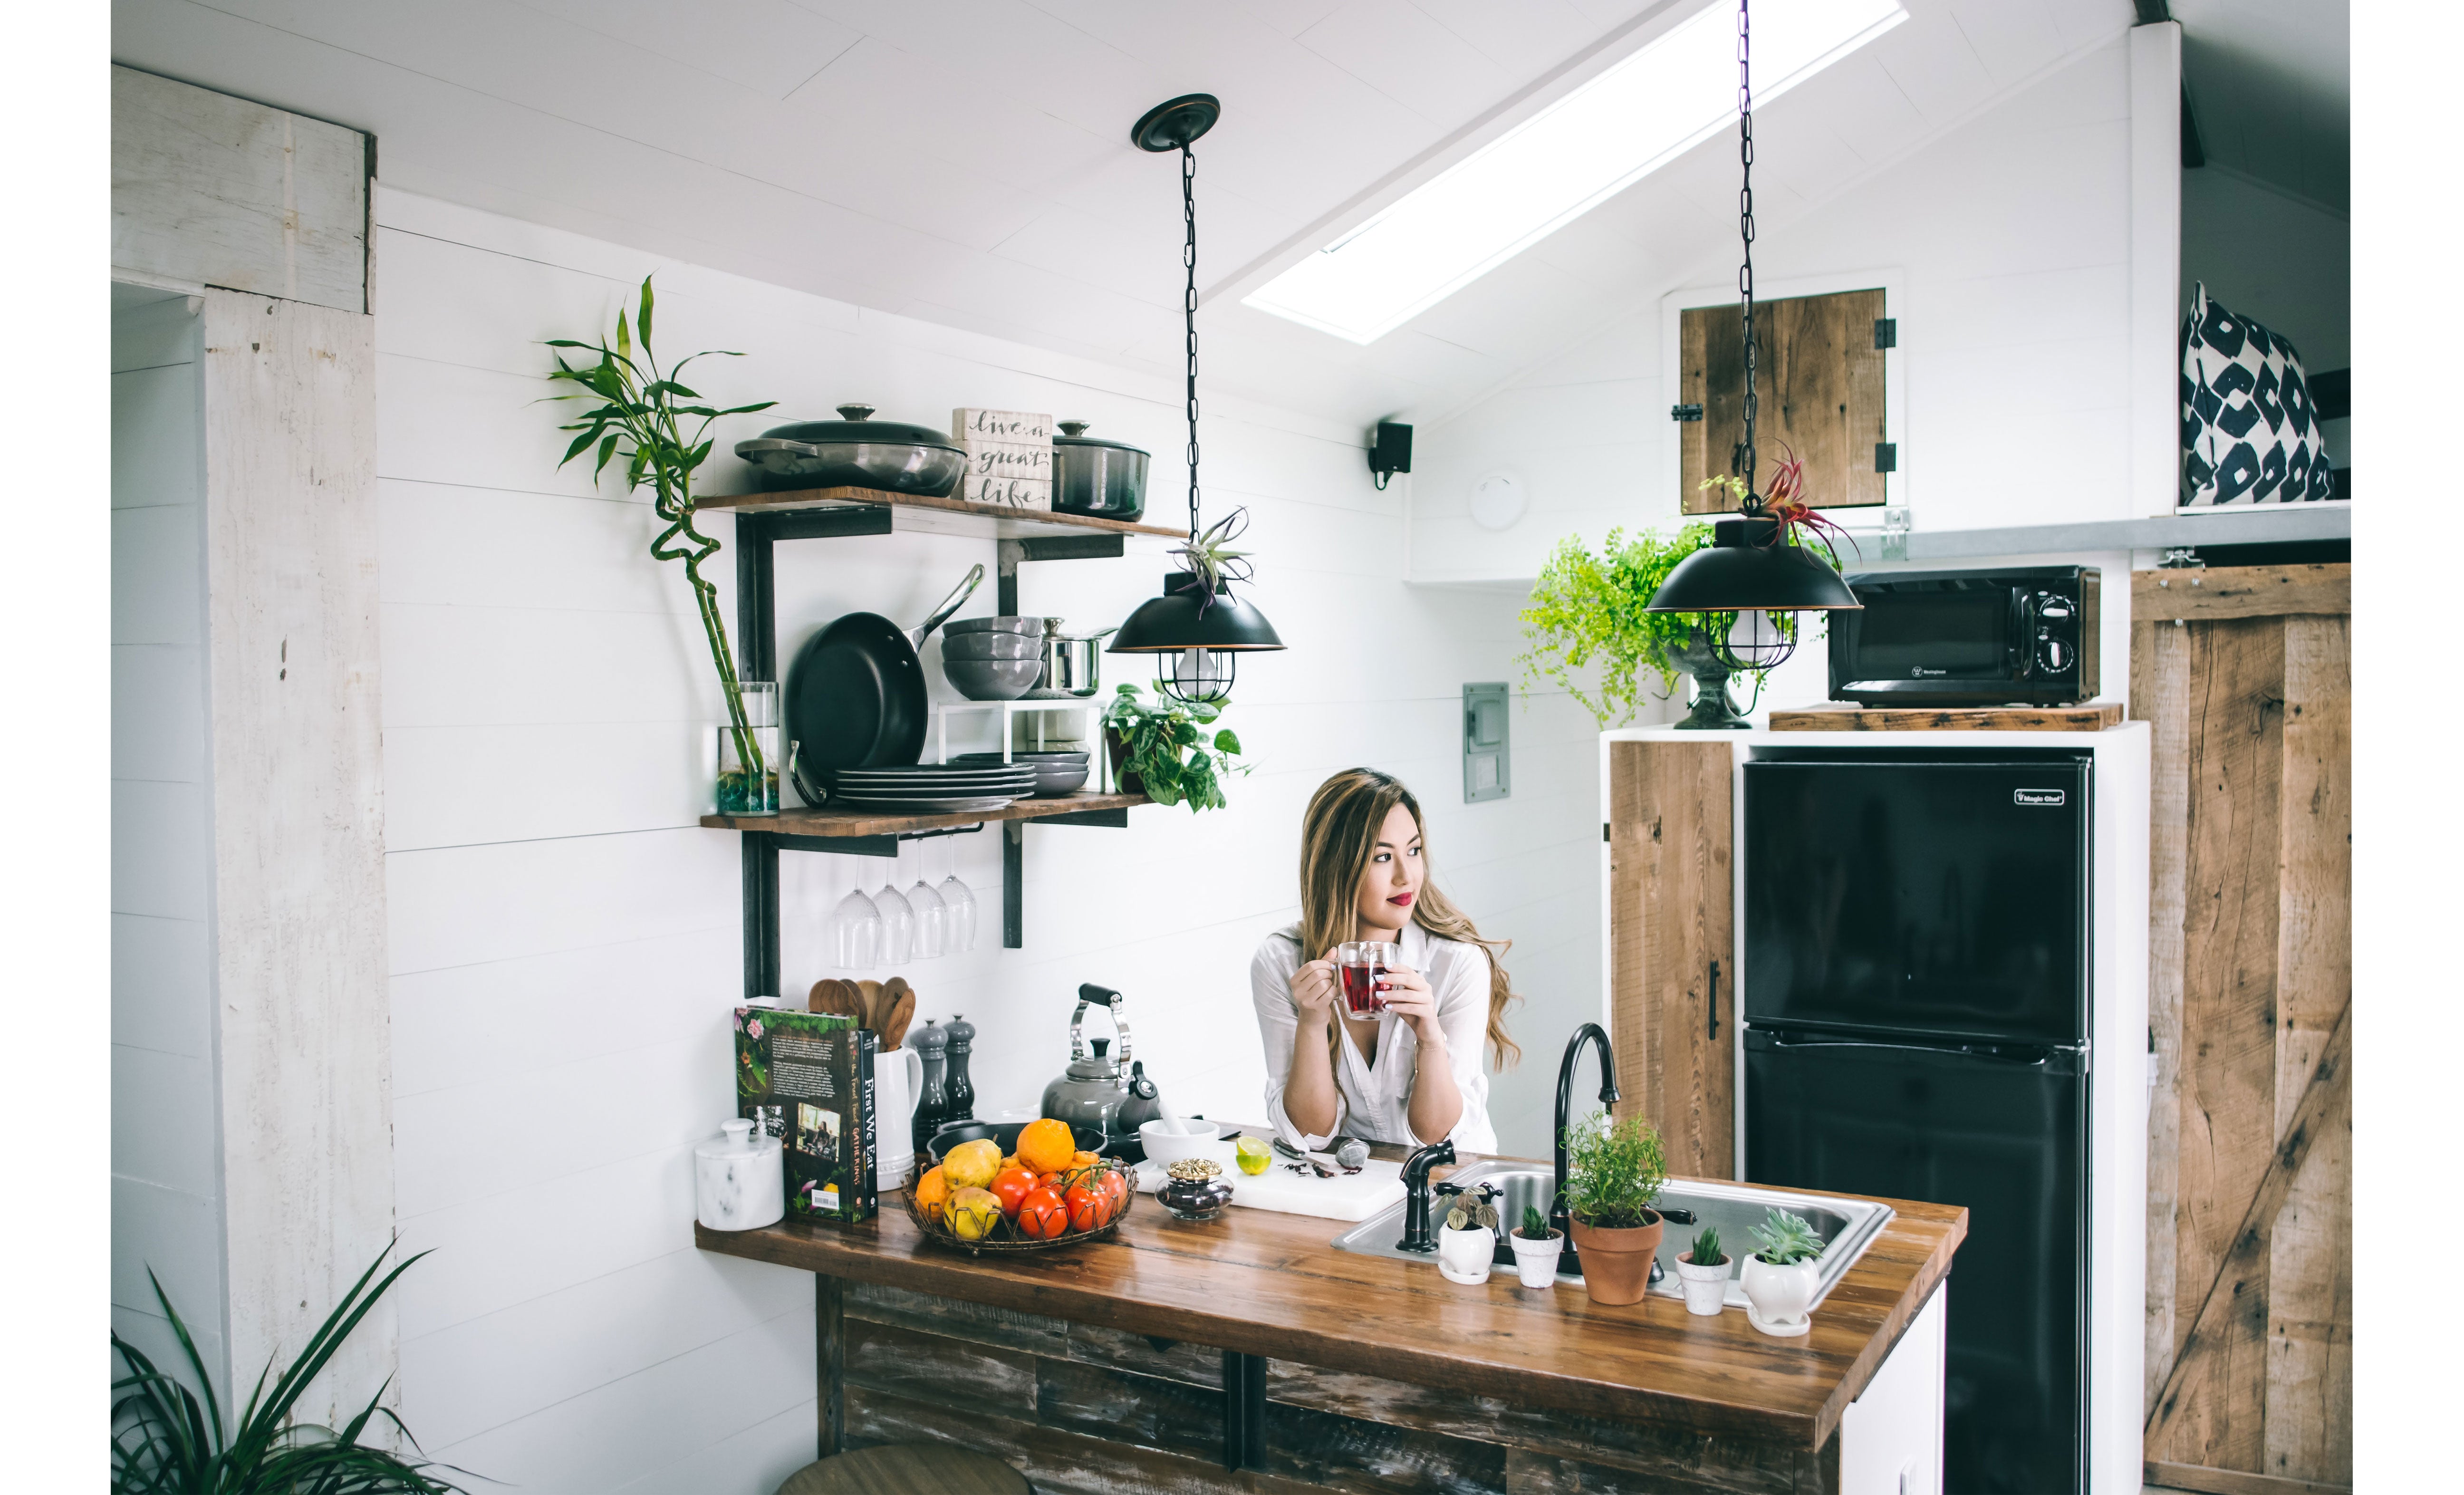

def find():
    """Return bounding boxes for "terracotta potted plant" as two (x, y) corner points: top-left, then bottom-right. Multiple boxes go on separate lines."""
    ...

(1561, 1109), (1666, 1307)
(1509, 1204), (1565, 1289)
(1674, 1225), (1732, 1316)
(1739, 1207), (1825, 1337)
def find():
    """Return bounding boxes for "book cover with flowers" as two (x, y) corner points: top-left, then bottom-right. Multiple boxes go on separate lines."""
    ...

(734, 1008), (877, 1225)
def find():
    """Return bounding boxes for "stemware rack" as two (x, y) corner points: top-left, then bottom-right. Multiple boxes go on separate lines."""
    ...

(699, 485), (1178, 995)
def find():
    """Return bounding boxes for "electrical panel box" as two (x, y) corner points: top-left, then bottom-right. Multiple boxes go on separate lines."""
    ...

(1463, 683), (1510, 802)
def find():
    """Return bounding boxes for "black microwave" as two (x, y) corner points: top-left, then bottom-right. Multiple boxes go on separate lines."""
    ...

(1827, 566), (2099, 706)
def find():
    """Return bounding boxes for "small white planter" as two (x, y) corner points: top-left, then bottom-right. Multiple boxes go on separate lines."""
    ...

(1739, 1254), (1820, 1336)
(1437, 1224), (1495, 1285)
(1674, 1251), (1732, 1315)
(1508, 1229), (1565, 1288)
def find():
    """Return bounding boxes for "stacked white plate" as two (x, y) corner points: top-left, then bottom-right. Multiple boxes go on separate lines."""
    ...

(823, 762), (1039, 811)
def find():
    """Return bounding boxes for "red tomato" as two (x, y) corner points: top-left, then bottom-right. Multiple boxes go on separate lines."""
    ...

(1097, 1167), (1129, 1217)
(1017, 1186), (1069, 1240)
(1064, 1178), (1108, 1232)
(991, 1165), (1039, 1221)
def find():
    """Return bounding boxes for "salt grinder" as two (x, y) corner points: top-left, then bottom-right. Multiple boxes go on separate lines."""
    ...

(943, 1014), (977, 1122)
(911, 1018), (950, 1157)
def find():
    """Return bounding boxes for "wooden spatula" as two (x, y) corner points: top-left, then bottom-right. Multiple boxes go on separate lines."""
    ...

(880, 977), (916, 1050)
(807, 979), (860, 1019)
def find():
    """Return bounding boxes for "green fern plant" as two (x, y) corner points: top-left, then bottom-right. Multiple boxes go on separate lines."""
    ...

(1748, 1207), (1824, 1266)
(1516, 524), (1717, 729)
(111, 1244), (471, 1494)
(1559, 1109), (1666, 1229)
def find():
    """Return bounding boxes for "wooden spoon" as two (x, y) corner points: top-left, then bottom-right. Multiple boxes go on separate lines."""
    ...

(807, 979), (860, 1019)
(880, 988), (917, 1052)
(880, 978), (916, 1047)
(855, 979), (885, 1032)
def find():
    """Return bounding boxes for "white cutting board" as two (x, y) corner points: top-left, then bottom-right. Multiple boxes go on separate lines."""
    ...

(1135, 1140), (1405, 1222)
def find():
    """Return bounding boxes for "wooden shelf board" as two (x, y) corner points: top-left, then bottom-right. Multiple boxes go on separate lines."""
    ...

(1768, 701), (2126, 732)
(702, 790), (1148, 839)
(700, 484), (1182, 542)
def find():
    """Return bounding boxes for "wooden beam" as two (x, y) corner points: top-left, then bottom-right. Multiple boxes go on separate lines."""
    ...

(2145, 1457), (2349, 1495)
(818, 1273), (847, 1459)
(2134, 618), (2193, 1412)
(2134, 565), (2350, 623)
(2146, 1001), (2351, 1451)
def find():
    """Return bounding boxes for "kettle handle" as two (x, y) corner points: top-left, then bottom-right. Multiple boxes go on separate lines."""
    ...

(1069, 984), (1131, 1067)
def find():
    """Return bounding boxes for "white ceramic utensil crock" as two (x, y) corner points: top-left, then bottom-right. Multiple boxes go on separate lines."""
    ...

(874, 1045), (925, 1190)
(695, 1118), (785, 1232)
(1508, 1229), (1564, 1289)
(1739, 1254), (1819, 1335)
(1675, 1252), (1733, 1315)
(1437, 1223), (1496, 1285)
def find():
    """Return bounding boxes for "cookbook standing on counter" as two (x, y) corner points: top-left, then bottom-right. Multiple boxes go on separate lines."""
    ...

(1251, 768), (1518, 1156)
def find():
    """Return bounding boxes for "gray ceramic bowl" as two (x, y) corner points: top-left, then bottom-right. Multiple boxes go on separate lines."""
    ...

(943, 616), (1043, 637)
(941, 632), (1041, 661)
(942, 656), (1042, 701)
(1023, 761), (1090, 797)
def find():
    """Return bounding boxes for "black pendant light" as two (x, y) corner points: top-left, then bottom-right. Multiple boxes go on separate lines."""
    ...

(1109, 93), (1286, 706)
(1642, 1), (1859, 698)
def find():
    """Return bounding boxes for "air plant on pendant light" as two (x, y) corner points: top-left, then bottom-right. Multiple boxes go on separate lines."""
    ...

(1641, 0), (1862, 728)
(1107, 93), (1288, 706)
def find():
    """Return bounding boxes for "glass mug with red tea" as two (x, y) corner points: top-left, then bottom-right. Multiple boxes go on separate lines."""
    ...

(1336, 941), (1401, 1016)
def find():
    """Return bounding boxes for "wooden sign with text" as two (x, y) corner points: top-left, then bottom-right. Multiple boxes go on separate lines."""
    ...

(952, 408), (1054, 511)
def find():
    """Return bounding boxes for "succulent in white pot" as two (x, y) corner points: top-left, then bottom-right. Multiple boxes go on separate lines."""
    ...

(1673, 1225), (1732, 1316)
(1739, 1208), (1825, 1337)
(1437, 1185), (1500, 1285)
(1508, 1205), (1565, 1289)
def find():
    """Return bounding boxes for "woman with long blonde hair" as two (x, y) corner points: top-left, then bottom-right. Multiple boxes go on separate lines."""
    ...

(1250, 768), (1518, 1155)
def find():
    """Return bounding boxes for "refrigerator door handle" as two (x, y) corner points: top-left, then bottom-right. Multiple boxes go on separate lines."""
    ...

(1755, 1031), (2072, 1068)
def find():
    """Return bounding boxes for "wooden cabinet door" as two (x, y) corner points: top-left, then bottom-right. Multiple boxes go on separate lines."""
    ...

(1607, 740), (1734, 1179)
(1679, 288), (1886, 513)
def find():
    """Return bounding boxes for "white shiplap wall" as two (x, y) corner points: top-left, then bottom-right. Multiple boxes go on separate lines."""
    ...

(111, 288), (229, 1400)
(375, 187), (1598, 1491)
(1411, 35), (2142, 583)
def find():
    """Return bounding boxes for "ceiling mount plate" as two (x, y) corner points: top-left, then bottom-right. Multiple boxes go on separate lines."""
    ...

(1131, 94), (1220, 152)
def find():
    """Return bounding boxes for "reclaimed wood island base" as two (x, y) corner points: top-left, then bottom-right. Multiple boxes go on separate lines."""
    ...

(696, 1153), (1965, 1495)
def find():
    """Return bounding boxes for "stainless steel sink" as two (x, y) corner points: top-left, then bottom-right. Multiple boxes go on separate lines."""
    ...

(1328, 1161), (1894, 1309)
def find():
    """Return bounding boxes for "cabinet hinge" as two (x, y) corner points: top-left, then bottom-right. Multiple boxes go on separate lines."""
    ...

(1669, 403), (1704, 422)
(1873, 318), (1897, 350)
(1602, 822), (1611, 843)
(1874, 443), (1898, 474)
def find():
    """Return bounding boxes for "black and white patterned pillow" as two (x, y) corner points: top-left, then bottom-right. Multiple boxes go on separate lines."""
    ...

(2180, 282), (2335, 506)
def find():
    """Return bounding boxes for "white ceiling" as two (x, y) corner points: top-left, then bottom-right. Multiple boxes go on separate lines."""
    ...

(2170, 0), (2348, 212)
(115, 0), (2252, 427)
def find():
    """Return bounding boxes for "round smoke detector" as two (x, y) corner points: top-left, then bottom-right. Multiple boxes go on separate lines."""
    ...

(1471, 473), (1525, 531)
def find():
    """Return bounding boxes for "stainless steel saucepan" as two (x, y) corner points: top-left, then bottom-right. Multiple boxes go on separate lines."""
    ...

(1021, 618), (1119, 699)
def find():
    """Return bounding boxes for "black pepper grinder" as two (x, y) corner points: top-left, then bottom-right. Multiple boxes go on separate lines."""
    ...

(943, 1014), (977, 1123)
(911, 1018), (950, 1158)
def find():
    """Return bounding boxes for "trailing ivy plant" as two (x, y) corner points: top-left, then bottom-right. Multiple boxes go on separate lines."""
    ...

(1516, 523), (1717, 729)
(112, 1244), (472, 1494)
(545, 278), (777, 785)
(1101, 685), (1246, 812)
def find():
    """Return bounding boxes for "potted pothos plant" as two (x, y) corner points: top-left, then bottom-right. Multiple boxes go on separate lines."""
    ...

(1560, 1109), (1667, 1307)
(544, 278), (779, 808)
(1100, 685), (1246, 811)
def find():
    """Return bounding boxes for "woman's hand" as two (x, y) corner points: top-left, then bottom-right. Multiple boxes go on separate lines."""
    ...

(1290, 958), (1339, 1029)
(1377, 964), (1445, 1046)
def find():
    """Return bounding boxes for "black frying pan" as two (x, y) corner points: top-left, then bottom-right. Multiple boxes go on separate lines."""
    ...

(785, 565), (983, 780)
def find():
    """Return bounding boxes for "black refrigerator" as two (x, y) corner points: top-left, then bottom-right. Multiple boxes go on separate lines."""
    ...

(1741, 752), (2091, 1495)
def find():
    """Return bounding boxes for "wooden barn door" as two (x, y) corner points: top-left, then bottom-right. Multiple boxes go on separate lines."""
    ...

(1678, 288), (1887, 514)
(2135, 565), (2351, 1495)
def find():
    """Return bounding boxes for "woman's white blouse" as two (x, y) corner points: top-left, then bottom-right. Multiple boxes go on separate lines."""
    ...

(1249, 920), (1498, 1156)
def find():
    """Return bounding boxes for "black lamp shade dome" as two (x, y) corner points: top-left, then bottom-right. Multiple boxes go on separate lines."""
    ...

(1643, 515), (1863, 613)
(1109, 574), (1287, 653)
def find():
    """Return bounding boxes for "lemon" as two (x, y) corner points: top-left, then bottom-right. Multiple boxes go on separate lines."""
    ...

(947, 1186), (1003, 1241)
(943, 1138), (1003, 1191)
(1235, 1136), (1271, 1177)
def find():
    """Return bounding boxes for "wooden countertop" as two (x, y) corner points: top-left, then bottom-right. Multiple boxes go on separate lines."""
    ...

(697, 1151), (1966, 1452)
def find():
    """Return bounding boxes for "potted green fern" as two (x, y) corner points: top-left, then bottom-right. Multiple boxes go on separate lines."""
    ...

(1739, 1206), (1825, 1336)
(1560, 1109), (1667, 1306)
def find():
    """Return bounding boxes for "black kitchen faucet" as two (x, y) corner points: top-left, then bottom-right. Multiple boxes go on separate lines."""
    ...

(1552, 1023), (1621, 1275)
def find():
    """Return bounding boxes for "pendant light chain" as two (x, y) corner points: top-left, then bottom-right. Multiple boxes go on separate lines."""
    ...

(1182, 144), (1203, 547)
(1736, 0), (1758, 507)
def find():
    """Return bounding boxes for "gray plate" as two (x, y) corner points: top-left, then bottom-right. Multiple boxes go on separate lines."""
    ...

(825, 794), (1016, 812)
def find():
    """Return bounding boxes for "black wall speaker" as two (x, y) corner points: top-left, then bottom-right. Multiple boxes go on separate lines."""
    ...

(1370, 421), (1413, 489)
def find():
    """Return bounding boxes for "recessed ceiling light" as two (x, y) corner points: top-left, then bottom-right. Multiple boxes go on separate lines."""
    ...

(1241, 0), (1907, 345)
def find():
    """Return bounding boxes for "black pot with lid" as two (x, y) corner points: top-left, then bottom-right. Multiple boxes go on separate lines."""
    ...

(735, 403), (967, 496)
(1051, 421), (1149, 521)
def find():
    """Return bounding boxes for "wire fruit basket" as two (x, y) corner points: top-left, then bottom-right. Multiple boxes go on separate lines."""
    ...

(902, 1155), (1138, 1254)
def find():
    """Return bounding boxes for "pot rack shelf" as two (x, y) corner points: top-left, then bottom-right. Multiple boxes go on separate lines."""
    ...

(712, 485), (1170, 995)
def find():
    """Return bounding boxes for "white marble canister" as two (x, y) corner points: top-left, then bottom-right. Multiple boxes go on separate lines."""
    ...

(695, 1118), (785, 1231)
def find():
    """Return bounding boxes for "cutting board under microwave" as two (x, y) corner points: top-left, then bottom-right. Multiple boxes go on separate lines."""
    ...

(1133, 1140), (1405, 1223)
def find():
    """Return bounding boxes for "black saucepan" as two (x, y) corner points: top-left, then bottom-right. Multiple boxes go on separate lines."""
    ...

(785, 565), (983, 780)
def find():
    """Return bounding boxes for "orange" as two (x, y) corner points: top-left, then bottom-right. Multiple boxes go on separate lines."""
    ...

(943, 1138), (1003, 1191)
(991, 1165), (1039, 1221)
(1016, 1118), (1078, 1176)
(1070, 1149), (1101, 1168)
(912, 1165), (950, 1222)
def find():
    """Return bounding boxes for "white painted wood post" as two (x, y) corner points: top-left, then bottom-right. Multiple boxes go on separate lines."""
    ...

(2128, 24), (2184, 519)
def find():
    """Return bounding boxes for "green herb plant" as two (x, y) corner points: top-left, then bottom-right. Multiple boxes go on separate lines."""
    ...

(1517, 1204), (1557, 1242)
(1100, 685), (1246, 812)
(1517, 523), (1719, 729)
(1748, 1207), (1825, 1266)
(1559, 1109), (1668, 1230)
(546, 278), (778, 802)
(1688, 1225), (1724, 1267)
(112, 1245), (470, 1494)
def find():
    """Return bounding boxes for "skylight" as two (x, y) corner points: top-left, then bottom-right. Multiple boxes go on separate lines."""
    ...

(1241, 0), (1907, 345)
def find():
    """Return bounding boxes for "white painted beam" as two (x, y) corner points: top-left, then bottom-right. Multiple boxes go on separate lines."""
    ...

(2128, 24), (2184, 518)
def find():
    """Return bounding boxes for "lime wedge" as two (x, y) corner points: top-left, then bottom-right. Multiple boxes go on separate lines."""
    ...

(1234, 1136), (1272, 1176)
